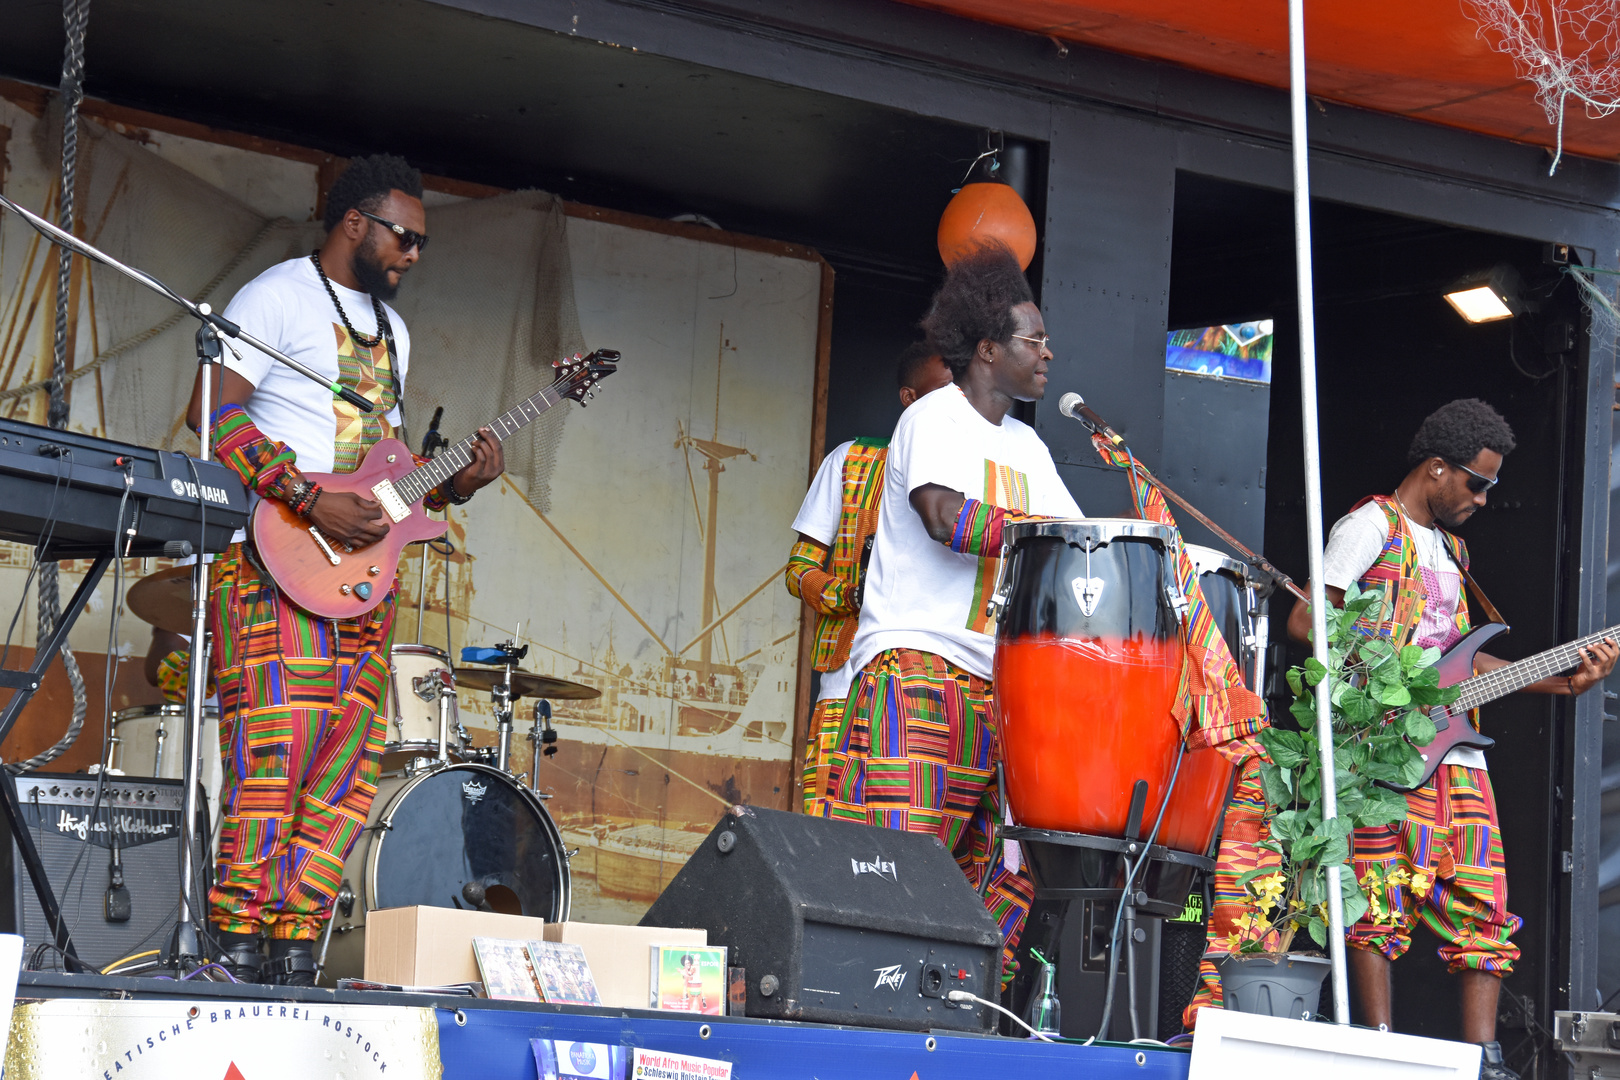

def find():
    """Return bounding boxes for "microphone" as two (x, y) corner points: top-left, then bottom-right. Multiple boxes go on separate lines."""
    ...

(421, 405), (446, 457)
(1057, 392), (1124, 446)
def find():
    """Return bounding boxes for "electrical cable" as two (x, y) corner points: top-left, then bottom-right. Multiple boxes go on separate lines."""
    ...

(100, 948), (160, 975)
(1095, 735), (1188, 1041)
(945, 990), (1055, 1041)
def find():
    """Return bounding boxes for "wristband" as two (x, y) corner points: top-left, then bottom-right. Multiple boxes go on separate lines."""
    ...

(442, 477), (474, 505)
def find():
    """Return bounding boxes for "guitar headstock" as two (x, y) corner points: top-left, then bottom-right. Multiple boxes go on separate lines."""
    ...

(552, 349), (620, 406)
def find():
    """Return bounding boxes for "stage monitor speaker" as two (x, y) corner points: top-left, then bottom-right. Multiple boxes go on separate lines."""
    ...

(0, 773), (200, 970)
(640, 806), (1001, 1032)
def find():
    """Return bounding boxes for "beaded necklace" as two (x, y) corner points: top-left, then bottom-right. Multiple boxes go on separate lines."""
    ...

(310, 250), (386, 349)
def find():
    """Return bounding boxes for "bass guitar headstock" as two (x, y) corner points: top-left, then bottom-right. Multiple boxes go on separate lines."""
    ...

(552, 349), (620, 407)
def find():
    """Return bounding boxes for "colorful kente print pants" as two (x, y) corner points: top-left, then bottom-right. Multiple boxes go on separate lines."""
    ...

(800, 693), (845, 816)
(1347, 764), (1520, 972)
(207, 544), (395, 940)
(808, 648), (1034, 980)
(1182, 753), (1277, 1029)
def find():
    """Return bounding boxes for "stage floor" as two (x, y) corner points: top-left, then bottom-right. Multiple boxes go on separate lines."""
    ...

(15, 971), (1192, 1079)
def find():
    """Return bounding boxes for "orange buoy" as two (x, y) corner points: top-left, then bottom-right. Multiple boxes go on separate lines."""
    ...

(937, 182), (1037, 270)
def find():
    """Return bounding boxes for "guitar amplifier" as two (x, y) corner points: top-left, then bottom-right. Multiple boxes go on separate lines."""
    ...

(640, 806), (1002, 1032)
(0, 773), (203, 969)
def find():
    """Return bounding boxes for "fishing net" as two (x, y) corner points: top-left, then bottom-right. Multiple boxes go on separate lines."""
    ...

(1462, 0), (1620, 173)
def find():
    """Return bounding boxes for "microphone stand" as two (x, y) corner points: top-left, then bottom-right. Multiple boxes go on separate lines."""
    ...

(1058, 392), (1307, 605)
(0, 191), (376, 970)
(415, 411), (446, 645)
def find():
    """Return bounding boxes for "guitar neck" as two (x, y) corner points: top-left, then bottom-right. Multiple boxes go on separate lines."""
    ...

(1452, 623), (1620, 712)
(391, 381), (566, 506)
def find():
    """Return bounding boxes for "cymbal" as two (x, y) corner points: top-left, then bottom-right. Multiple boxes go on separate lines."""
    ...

(453, 666), (601, 701)
(126, 566), (197, 635)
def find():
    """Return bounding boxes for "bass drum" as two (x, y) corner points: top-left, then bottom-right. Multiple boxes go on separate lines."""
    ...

(322, 763), (570, 982)
(1152, 545), (1255, 856)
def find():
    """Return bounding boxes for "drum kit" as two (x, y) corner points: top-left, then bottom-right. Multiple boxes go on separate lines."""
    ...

(991, 518), (1272, 1037)
(123, 566), (600, 983)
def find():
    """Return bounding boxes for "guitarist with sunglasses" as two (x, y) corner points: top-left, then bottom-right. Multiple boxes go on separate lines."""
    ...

(1285, 398), (1616, 1079)
(180, 154), (504, 986)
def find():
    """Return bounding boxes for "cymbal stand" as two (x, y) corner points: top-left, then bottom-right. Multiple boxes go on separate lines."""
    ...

(490, 635), (528, 774)
(436, 670), (456, 766)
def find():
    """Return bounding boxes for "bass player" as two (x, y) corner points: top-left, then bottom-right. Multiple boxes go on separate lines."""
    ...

(1285, 397), (1616, 1079)
(183, 154), (504, 984)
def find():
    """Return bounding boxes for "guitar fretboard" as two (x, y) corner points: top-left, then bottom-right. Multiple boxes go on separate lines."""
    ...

(1451, 623), (1620, 712)
(391, 379), (571, 506)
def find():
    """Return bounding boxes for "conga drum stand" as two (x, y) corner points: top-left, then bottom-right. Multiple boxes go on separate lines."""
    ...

(1003, 779), (1212, 1042)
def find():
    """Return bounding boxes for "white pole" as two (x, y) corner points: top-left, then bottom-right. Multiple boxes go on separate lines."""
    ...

(1288, 0), (1351, 1025)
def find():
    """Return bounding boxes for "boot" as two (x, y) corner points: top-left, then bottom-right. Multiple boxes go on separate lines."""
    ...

(266, 938), (316, 987)
(1478, 1041), (1519, 1080)
(215, 931), (263, 984)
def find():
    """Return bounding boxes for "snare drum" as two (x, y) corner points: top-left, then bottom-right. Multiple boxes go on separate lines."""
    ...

(382, 643), (461, 771)
(111, 703), (221, 794)
(993, 518), (1185, 838)
(1151, 545), (1258, 856)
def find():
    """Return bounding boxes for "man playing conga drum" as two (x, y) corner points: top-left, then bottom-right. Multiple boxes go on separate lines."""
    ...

(805, 242), (1080, 981)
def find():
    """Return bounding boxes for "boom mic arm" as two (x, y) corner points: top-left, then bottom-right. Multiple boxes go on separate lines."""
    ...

(1055, 391), (1307, 604)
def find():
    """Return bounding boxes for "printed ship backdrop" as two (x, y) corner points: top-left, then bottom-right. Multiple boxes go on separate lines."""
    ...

(0, 88), (825, 922)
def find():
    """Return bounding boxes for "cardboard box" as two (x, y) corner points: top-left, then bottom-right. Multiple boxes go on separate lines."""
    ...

(365, 906), (546, 987)
(544, 921), (706, 1010)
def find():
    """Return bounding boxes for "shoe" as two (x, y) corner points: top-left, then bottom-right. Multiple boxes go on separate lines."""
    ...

(266, 939), (316, 987)
(215, 931), (263, 984)
(1478, 1041), (1519, 1080)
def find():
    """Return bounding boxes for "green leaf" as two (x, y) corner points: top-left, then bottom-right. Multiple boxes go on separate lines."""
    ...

(1269, 809), (1304, 843)
(1399, 711), (1437, 747)
(1399, 644), (1425, 667)
(1318, 834), (1350, 867)
(1307, 915), (1327, 947)
(1259, 762), (1294, 808)
(1299, 869), (1325, 906)
(1356, 786), (1412, 827)
(1339, 877), (1370, 928)
(1286, 668), (1303, 697)
(1291, 834), (1326, 863)
(1235, 866), (1275, 890)
(1376, 683), (1412, 708)
(1260, 728), (1306, 769)
(1303, 657), (1328, 686)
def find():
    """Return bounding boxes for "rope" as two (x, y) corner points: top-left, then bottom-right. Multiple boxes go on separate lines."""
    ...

(0, 216), (292, 404)
(17, 0), (92, 775)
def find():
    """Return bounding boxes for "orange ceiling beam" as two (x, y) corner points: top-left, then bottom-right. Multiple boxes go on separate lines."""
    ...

(897, 0), (1619, 161)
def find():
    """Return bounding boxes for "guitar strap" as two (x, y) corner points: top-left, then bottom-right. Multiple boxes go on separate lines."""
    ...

(374, 304), (409, 451)
(1460, 563), (1508, 630)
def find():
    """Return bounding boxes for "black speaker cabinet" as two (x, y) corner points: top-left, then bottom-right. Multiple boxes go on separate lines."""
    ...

(640, 806), (1002, 1032)
(0, 773), (200, 969)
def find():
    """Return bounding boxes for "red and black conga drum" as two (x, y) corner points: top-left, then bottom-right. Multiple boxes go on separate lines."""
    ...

(993, 518), (1186, 837)
(1150, 544), (1260, 857)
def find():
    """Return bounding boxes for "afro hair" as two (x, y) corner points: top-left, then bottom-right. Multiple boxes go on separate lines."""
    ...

(323, 154), (424, 232)
(919, 242), (1034, 378)
(1406, 398), (1516, 470)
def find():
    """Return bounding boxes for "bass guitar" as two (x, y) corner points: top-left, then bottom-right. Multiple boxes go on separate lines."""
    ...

(1386, 620), (1618, 792)
(251, 349), (618, 619)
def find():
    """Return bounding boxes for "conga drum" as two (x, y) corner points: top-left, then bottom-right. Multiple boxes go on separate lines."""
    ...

(1151, 545), (1258, 857)
(993, 519), (1185, 837)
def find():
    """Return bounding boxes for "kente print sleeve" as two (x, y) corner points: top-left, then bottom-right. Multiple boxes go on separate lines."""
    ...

(210, 404), (297, 497)
(947, 497), (1040, 557)
(786, 539), (856, 615)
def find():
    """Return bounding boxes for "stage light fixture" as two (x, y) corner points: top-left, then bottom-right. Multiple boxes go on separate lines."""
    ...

(1444, 264), (1524, 324)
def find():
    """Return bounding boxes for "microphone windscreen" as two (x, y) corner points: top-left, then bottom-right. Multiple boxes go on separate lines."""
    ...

(1057, 392), (1083, 419)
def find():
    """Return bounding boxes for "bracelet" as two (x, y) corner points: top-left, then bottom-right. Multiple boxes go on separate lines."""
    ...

(1568, 675), (1577, 696)
(302, 485), (323, 517)
(442, 477), (474, 506)
(291, 481), (323, 518)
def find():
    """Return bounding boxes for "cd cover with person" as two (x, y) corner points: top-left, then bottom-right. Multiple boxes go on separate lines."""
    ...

(648, 945), (728, 1015)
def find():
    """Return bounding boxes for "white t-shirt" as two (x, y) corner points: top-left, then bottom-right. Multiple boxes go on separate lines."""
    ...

(848, 385), (1082, 681)
(1322, 499), (1484, 770)
(220, 256), (410, 474)
(793, 441), (858, 703)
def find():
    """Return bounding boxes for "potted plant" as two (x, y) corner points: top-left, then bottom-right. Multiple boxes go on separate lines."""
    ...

(1216, 584), (1461, 1020)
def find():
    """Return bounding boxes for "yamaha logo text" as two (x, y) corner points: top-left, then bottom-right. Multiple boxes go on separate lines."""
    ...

(851, 857), (897, 882)
(169, 476), (232, 506)
(873, 965), (907, 991)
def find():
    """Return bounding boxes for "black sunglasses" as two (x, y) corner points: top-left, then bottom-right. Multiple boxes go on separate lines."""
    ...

(358, 210), (429, 253)
(1447, 459), (1499, 494)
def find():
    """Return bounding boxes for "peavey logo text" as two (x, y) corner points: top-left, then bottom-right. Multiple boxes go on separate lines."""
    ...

(851, 857), (897, 883)
(169, 476), (233, 506)
(873, 965), (907, 991)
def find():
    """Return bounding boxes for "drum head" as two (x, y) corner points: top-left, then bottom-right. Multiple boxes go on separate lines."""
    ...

(368, 764), (568, 922)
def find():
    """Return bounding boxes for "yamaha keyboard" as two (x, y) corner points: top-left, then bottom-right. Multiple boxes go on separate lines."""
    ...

(0, 417), (247, 558)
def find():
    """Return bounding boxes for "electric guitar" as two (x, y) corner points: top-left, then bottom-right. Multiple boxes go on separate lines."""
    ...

(250, 350), (619, 619)
(1385, 620), (1618, 792)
